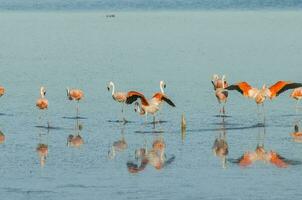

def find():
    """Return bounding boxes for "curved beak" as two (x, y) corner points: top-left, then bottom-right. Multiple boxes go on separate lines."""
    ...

(164, 84), (166, 88)
(107, 86), (110, 91)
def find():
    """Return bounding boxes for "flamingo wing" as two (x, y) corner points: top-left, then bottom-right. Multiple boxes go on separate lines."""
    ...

(225, 82), (252, 97)
(152, 93), (176, 107)
(125, 91), (149, 106)
(269, 81), (302, 97)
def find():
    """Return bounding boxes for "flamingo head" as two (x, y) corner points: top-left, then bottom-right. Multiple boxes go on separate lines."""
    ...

(212, 74), (219, 81)
(107, 81), (114, 91)
(160, 80), (166, 89)
(66, 88), (72, 100)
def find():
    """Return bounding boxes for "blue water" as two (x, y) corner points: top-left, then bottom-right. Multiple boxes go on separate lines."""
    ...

(0, 10), (302, 200)
(1, 0), (302, 10)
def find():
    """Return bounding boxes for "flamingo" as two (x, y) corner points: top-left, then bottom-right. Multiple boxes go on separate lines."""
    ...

(0, 86), (4, 97)
(36, 87), (49, 127)
(0, 130), (5, 144)
(66, 88), (84, 118)
(290, 87), (302, 110)
(107, 81), (167, 122)
(36, 87), (48, 110)
(211, 74), (229, 115)
(107, 81), (134, 122)
(125, 91), (175, 124)
(226, 81), (302, 117)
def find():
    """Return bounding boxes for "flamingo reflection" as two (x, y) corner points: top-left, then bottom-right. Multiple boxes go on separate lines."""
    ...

(67, 118), (84, 148)
(233, 127), (289, 168)
(36, 129), (50, 167)
(127, 138), (175, 173)
(212, 118), (228, 168)
(0, 130), (5, 144)
(108, 126), (128, 159)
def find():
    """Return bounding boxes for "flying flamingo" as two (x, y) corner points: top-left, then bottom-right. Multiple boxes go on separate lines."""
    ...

(211, 74), (229, 115)
(66, 88), (84, 118)
(226, 81), (302, 117)
(290, 87), (302, 111)
(125, 91), (175, 124)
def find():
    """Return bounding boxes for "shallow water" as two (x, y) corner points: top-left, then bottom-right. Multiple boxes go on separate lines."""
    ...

(0, 11), (302, 199)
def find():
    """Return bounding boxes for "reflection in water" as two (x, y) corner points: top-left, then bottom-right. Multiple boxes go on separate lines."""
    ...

(232, 126), (289, 168)
(181, 114), (186, 143)
(108, 126), (128, 160)
(36, 143), (48, 167)
(212, 117), (228, 168)
(0, 130), (5, 144)
(67, 118), (84, 148)
(127, 137), (175, 173)
(36, 129), (49, 167)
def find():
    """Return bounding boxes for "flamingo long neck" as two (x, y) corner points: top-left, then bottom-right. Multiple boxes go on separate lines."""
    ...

(111, 83), (115, 95)
(160, 82), (165, 94)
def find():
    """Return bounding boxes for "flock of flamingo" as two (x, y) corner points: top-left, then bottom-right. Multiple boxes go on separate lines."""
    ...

(0, 77), (302, 170)
(211, 74), (302, 168)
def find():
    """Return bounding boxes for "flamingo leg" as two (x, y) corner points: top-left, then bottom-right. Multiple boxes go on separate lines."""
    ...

(152, 116), (156, 129)
(121, 103), (127, 123)
(222, 103), (226, 115)
(76, 101), (79, 119)
(262, 103), (266, 125)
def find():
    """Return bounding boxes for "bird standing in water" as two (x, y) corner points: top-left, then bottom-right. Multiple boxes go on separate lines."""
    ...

(66, 88), (84, 118)
(211, 74), (229, 115)
(36, 86), (49, 127)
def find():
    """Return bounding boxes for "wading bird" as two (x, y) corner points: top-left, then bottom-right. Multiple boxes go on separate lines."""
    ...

(66, 88), (84, 118)
(0, 130), (5, 144)
(36, 87), (48, 110)
(211, 74), (229, 115)
(125, 91), (175, 124)
(0, 86), (4, 97)
(107, 81), (167, 122)
(36, 87), (49, 127)
(107, 81), (135, 122)
(226, 81), (302, 117)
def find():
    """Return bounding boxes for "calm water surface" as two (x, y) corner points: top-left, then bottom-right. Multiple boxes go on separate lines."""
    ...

(0, 11), (302, 200)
